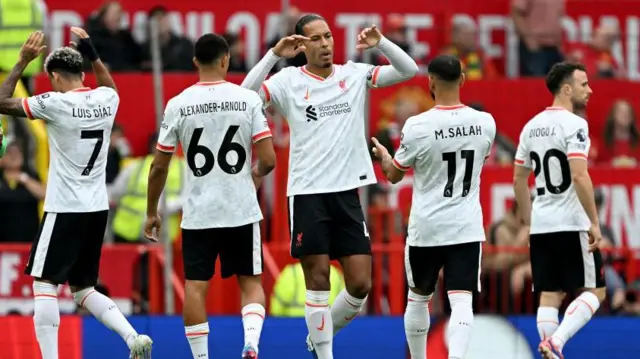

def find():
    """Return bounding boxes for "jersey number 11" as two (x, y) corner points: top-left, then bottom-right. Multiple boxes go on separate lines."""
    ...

(442, 150), (475, 198)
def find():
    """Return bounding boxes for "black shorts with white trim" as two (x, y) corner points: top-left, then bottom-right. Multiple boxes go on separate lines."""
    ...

(405, 241), (482, 295)
(182, 222), (263, 280)
(25, 211), (108, 287)
(530, 231), (606, 292)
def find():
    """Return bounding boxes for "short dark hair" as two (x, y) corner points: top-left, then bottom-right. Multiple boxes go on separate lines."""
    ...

(44, 47), (83, 78)
(295, 14), (325, 36)
(545, 62), (587, 95)
(427, 55), (462, 82)
(194, 33), (229, 65)
(148, 5), (168, 18)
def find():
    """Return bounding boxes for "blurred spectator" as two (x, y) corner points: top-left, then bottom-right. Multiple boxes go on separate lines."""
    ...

(596, 99), (640, 167)
(141, 6), (194, 72)
(110, 133), (185, 244)
(567, 23), (623, 79)
(594, 188), (627, 312)
(0, 142), (45, 243)
(440, 17), (499, 80)
(511, 0), (564, 76)
(468, 103), (515, 165)
(371, 98), (420, 159)
(0, 0), (45, 92)
(86, 1), (143, 71)
(223, 32), (248, 73)
(266, 7), (305, 70)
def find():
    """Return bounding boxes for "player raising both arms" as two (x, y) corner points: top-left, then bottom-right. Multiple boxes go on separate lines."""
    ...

(0, 30), (152, 359)
(373, 55), (495, 359)
(241, 14), (418, 359)
(513, 62), (605, 359)
(144, 34), (276, 359)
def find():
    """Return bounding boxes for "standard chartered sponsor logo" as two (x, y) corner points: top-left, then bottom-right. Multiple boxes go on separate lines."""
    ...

(318, 102), (351, 117)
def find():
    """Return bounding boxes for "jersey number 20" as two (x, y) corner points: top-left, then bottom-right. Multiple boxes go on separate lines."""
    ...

(187, 125), (247, 177)
(529, 149), (571, 195)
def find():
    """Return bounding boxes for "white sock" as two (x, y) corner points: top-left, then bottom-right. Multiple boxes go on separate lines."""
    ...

(305, 290), (333, 359)
(551, 292), (600, 350)
(404, 291), (431, 359)
(536, 306), (559, 340)
(447, 292), (474, 359)
(331, 290), (366, 335)
(185, 322), (210, 359)
(73, 287), (138, 348)
(241, 303), (265, 349)
(33, 282), (60, 359)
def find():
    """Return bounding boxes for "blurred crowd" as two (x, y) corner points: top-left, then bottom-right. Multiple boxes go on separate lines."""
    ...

(1, 0), (640, 316)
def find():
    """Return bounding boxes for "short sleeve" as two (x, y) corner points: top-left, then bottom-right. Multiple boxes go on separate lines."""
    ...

(250, 96), (272, 143)
(260, 68), (289, 110)
(23, 92), (62, 121)
(566, 121), (590, 161)
(514, 130), (531, 168)
(157, 100), (180, 153)
(484, 114), (497, 159)
(392, 120), (421, 171)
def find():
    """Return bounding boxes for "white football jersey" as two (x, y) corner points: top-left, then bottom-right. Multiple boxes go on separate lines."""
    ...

(515, 106), (591, 234)
(394, 105), (496, 247)
(261, 62), (379, 196)
(157, 81), (272, 229)
(22, 87), (118, 213)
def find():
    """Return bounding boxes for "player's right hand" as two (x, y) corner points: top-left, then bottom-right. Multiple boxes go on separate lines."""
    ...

(588, 223), (602, 252)
(19, 31), (46, 64)
(272, 35), (309, 58)
(371, 137), (389, 159)
(144, 214), (162, 242)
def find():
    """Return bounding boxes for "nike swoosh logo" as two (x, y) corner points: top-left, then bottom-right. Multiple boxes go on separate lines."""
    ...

(316, 315), (325, 331)
(344, 313), (357, 321)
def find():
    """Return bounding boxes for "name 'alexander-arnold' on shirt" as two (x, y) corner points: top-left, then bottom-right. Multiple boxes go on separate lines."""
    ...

(435, 125), (483, 140)
(179, 101), (248, 117)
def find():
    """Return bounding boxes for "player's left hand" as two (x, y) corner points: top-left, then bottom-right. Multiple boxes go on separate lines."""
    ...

(70, 27), (90, 39)
(371, 137), (389, 159)
(356, 25), (382, 50)
(143, 214), (162, 242)
(588, 223), (602, 252)
(19, 31), (46, 64)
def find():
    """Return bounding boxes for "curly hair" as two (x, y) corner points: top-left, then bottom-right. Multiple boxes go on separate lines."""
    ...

(44, 47), (84, 77)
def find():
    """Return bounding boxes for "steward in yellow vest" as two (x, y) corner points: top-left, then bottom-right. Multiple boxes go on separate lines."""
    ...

(112, 155), (184, 242)
(269, 263), (344, 317)
(0, 0), (43, 76)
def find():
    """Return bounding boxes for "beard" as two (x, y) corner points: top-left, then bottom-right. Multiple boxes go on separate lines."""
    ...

(572, 98), (587, 111)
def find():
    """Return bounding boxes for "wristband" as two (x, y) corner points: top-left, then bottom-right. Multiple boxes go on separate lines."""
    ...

(77, 38), (99, 62)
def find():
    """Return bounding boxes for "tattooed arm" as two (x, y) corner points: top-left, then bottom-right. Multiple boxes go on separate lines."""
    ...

(0, 62), (29, 118)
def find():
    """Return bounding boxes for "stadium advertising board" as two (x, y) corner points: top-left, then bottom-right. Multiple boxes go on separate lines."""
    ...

(44, 0), (640, 78)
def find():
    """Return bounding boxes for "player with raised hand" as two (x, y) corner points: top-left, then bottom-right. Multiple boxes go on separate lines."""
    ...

(144, 33), (276, 359)
(242, 14), (418, 359)
(0, 30), (153, 359)
(513, 62), (605, 359)
(372, 55), (495, 359)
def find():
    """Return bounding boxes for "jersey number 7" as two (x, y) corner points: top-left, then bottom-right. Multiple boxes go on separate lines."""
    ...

(80, 130), (104, 176)
(187, 125), (247, 177)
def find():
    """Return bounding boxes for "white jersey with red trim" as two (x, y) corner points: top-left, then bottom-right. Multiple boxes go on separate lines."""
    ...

(22, 86), (118, 213)
(393, 105), (496, 247)
(261, 62), (379, 196)
(157, 81), (272, 229)
(515, 107), (591, 234)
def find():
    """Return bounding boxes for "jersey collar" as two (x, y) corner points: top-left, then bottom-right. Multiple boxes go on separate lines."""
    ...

(301, 66), (335, 81)
(545, 106), (566, 111)
(195, 81), (227, 86)
(70, 87), (91, 92)
(434, 104), (466, 110)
